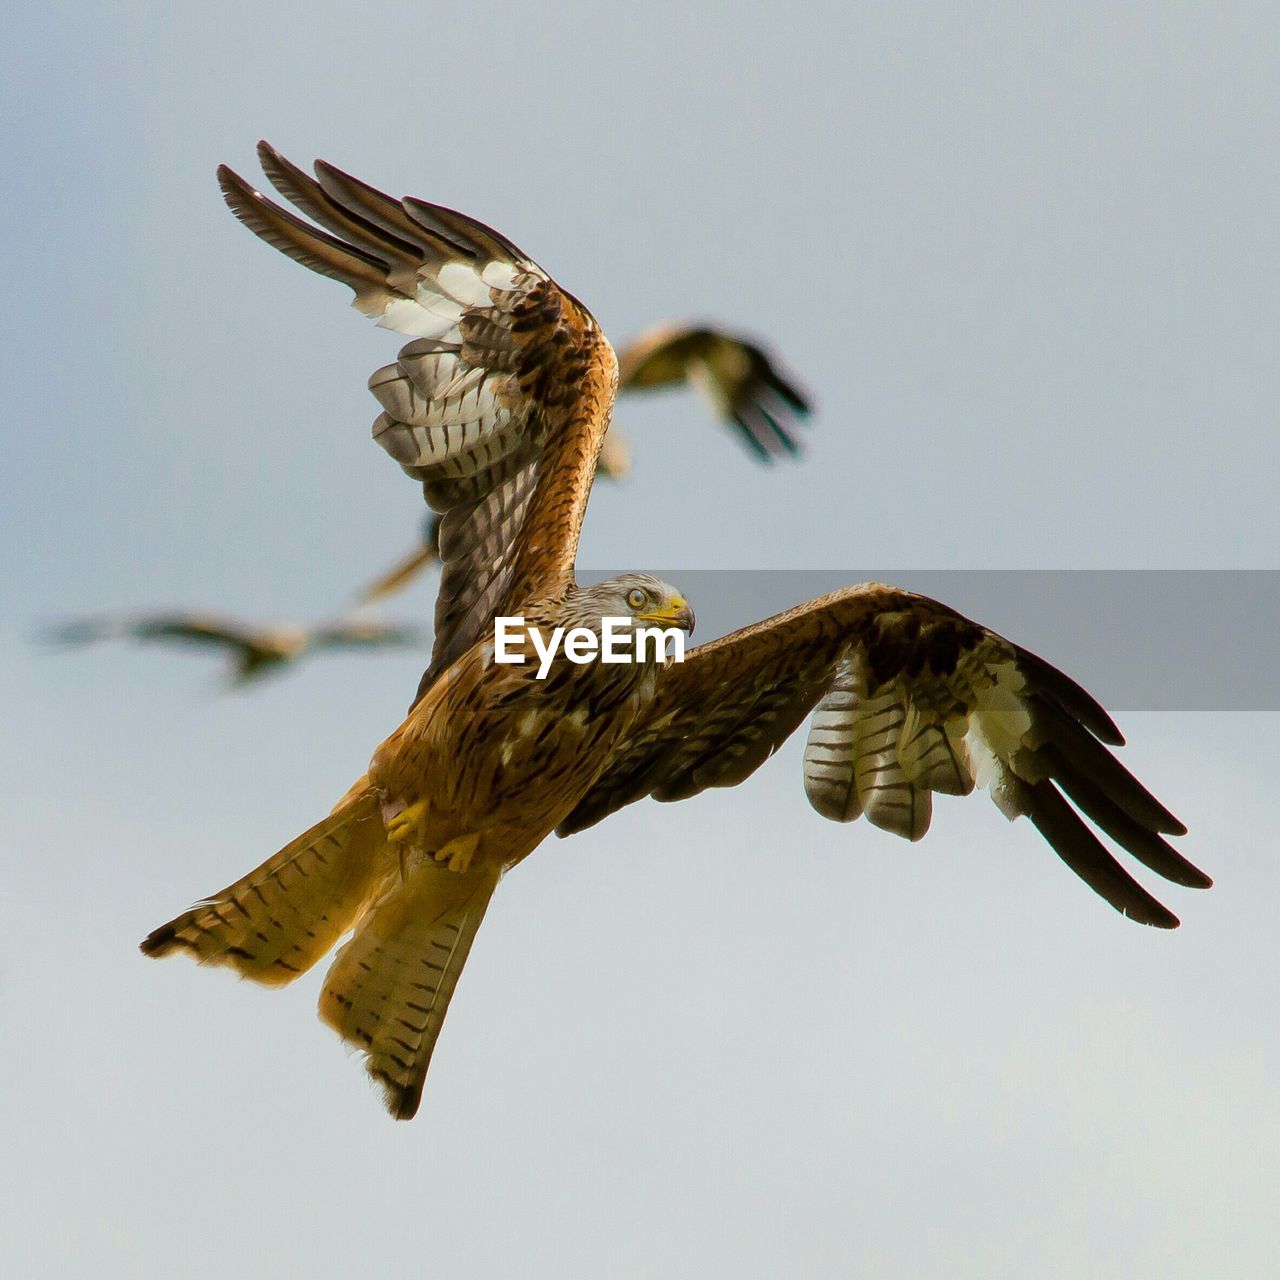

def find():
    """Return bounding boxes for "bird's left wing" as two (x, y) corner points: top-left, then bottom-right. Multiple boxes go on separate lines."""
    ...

(220, 143), (617, 697)
(558, 585), (1209, 927)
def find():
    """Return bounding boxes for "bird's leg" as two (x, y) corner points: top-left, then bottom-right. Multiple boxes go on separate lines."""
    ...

(383, 800), (428, 880)
(433, 832), (480, 875)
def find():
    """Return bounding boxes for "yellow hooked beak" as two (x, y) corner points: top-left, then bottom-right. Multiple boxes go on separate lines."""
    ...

(638, 594), (696, 634)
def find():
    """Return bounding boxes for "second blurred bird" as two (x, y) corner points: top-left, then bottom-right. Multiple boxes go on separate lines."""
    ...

(46, 613), (428, 686)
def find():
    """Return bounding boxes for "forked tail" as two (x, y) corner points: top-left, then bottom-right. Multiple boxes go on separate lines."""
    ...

(141, 787), (386, 985)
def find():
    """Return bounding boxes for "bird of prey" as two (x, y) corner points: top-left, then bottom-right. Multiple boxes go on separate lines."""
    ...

(142, 145), (1210, 1122)
(354, 321), (809, 603)
(47, 612), (427, 685)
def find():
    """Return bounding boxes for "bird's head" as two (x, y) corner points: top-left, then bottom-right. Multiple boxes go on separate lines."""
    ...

(566, 574), (695, 635)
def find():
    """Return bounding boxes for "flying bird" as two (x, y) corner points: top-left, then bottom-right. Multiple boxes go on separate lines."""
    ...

(353, 319), (807, 603)
(143, 145), (1210, 1122)
(47, 612), (427, 685)
(616, 321), (809, 460)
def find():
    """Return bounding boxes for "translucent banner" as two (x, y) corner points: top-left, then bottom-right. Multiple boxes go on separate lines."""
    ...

(574, 569), (1279, 710)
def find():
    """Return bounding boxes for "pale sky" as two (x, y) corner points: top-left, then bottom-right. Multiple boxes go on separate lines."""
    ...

(3, 3), (1278, 1277)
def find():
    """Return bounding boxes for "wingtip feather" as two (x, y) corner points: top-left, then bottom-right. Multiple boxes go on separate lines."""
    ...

(139, 923), (178, 957)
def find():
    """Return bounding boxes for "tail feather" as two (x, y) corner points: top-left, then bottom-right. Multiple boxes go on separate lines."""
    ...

(141, 788), (386, 986)
(319, 860), (499, 1120)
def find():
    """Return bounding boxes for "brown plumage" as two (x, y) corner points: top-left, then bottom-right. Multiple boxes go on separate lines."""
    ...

(143, 146), (1209, 1122)
(45, 612), (426, 685)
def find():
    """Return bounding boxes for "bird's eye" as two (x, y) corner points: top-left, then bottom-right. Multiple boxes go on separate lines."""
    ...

(626, 587), (647, 610)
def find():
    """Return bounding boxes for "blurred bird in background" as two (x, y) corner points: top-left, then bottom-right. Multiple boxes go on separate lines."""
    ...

(44, 612), (428, 686)
(615, 321), (810, 460)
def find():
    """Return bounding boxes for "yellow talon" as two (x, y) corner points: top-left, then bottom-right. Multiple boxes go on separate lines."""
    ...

(384, 800), (427, 848)
(434, 833), (480, 875)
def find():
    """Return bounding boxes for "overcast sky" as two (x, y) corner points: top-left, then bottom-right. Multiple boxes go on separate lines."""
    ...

(3, 3), (1278, 1277)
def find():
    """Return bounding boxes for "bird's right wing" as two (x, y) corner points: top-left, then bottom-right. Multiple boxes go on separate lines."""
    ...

(221, 144), (618, 698)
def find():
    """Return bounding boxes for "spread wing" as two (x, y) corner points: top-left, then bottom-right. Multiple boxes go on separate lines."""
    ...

(220, 143), (617, 695)
(559, 585), (1209, 928)
(616, 322), (811, 459)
